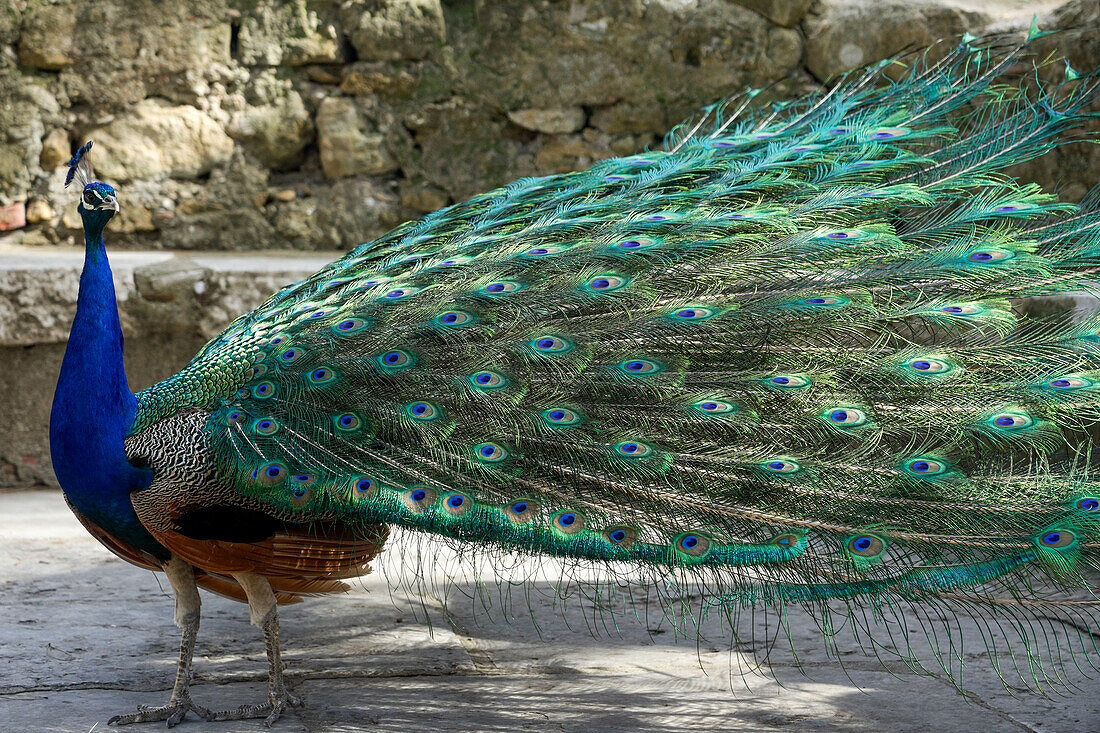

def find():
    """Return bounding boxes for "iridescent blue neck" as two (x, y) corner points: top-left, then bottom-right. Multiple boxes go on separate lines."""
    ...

(50, 210), (165, 558)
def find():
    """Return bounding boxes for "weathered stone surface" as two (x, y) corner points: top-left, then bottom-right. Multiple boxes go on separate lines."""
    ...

(39, 129), (70, 171)
(343, 0), (446, 61)
(17, 1), (77, 69)
(316, 97), (400, 179)
(227, 90), (315, 170)
(46, 2), (230, 109)
(805, 0), (991, 81)
(24, 200), (53, 224)
(340, 61), (422, 99)
(92, 100), (235, 181)
(237, 0), (342, 66)
(731, 0), (814, 27)
(0, 202), (25, 231)
(507, 107), (587, 134)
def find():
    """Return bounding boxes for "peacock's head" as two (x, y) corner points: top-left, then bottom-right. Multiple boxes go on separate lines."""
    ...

(65, 141), (118, 233)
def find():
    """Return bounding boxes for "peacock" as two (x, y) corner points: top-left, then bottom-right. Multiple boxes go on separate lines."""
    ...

(50, 31), (1100, 727)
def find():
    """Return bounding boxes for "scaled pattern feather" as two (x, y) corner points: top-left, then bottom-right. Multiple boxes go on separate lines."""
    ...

(111, 36), (1100, 692)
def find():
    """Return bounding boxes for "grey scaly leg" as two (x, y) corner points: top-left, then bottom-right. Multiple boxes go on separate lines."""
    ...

(109, 557), (213, 727)
(208, 573), (302, 727)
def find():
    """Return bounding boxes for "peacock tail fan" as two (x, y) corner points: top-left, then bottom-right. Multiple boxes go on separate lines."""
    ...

(134, 32), (1100, 689)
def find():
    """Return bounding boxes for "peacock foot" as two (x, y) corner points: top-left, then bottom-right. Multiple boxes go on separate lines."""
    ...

(208, 691), (303, 728)
(107, 696), (214, 727)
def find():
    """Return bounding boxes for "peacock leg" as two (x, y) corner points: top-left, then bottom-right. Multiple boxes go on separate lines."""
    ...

(109, 557), (213, 727)
(208, 573), (302, 727)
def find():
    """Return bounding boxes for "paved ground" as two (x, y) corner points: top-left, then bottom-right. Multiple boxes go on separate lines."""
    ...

(1, 489), (1098, 732)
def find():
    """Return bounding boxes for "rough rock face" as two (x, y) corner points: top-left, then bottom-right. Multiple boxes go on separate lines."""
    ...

(0, 0), (1094, 253)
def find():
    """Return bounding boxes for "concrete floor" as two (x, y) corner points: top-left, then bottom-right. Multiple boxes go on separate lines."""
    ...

(1, 489), (1098, 732)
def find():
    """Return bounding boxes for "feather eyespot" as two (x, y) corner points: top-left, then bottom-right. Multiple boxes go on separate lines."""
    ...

(309, 367), (336, 384)
(614, 441), (653, 457)
(941, 304), (982, 315)
(378, 350), (414, 369)
(619, 358), (662, 375)
(268, 336), (284, 347)
(531, 336), (572, 353)
(335, 413), (362, 431)
(505, 499), (538, 523)
(253, 382), (275, 399)
(1038, 530), (1076, 549)
(585, 275), (627, 291)
(406, 402), (440, 420)
(279, 348), (303, 362)
(226, 410), (246, 425)
(252, 418), (279, 435)
(671, 306), (718, 321)
(402, 487), (437, 513)
(822, 230), (863, 240)
(674, 532), (711, 558)
(353, 476), (377, 497)
(542, 408), (581, 425)
(847, 534), (885, 557)
(435, 311), (474, 326)
(616, 238), (656, 250)
(770, 533), (803, 547)
(693, 399), (737, 414)
(904, 457), (947, 475)
(907, 358), (952, 374)
(380, 286), (419, 299)
(470, 370), (507, 389)
(333, 318), (368, 334)
(993, 203), (1034, 213)
(442, 492), (473, 516)
(967, 249), (1014, 263)
(474, 442), (508, 462)
(1076, 498), (1100, 511)
(800, 296), (848, 307)
(763, 459), (801, 474)
(256, 462), (287, 486)
(482, 281), (523, 294)
(866, 126), (910, 140)
(990, 412), (1033, 429)
(826, 408), (868, 426)
(523, 246), (568, 256)
(764, 374), (809, 389)
(553, 511), (584, 535)
(603, 526), (638, 547)
(1048, 377), (1093, 389)
(251, 364), (267, 378)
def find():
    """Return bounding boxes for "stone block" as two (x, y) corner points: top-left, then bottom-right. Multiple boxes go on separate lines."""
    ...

(805, 0), (990, 82)
(507, 107), (587, 135)
(92, 100), (235, 181)
(343, 0), (445, 61)
(0, 202), (25, 231)
(316, 97), (399, 179)
(227, 91), (315, 171)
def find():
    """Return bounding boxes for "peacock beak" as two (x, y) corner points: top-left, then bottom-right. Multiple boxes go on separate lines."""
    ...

(95, 197), (119, 212)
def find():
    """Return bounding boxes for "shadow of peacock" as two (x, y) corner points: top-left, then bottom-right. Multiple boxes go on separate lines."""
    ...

(49, 32), (1100, 727)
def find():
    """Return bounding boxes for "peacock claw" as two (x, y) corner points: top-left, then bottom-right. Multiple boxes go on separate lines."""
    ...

(208, 691), (303, 727)
(107, 697), (214, 727)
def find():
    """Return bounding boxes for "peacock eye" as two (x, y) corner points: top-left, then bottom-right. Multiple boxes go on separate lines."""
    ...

(825, 408), (868, 426)
(83, 190), (97, 205)
(763, 459), (801, 474)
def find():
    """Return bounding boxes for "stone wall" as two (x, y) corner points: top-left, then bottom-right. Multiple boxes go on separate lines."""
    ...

(0, 0), (1097, 253)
